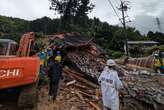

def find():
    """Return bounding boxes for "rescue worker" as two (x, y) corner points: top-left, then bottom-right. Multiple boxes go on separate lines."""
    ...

(48, 51), (62, 101)
(154, 54), (161, 73)
(159, 52), (164, 75)
(39, 49), (46, 86)
(98, 59), (123, 110)
(38, 47), (47, 88)
(39, 51), (46, 65)
(55, 51), (62, 62)
(154, 52), (164, 75)
(45, 48), (53, 66)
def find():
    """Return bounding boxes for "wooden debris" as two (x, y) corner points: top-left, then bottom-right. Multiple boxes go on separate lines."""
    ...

(120, 66), (164, 110)
(89, 101), (101, 110)
(66, 80), (76, 86)
(78, 91), (93, 98)
(75, 91), (84, 101)
(95, 89), (101, 100)
(64, 69), (99, 88)
(74, 83), (90, 90)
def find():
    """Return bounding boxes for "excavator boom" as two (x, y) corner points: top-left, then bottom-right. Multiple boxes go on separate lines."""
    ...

(17, 32), (35, 57)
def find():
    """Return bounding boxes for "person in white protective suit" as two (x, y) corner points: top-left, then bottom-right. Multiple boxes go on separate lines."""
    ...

(98, 59), (123, 110)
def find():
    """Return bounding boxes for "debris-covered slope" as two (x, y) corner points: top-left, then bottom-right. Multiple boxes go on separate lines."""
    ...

(119, 67), (164, 110)
(48, 33), (164, 110)
(49, 32), (107, 81)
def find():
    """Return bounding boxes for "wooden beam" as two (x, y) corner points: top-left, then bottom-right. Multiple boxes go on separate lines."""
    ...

(89, 102), (101, 110)
(64, 69), (99, 88)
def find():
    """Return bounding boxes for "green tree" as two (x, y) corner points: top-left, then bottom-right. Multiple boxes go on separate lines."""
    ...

(147, 31), (164, 44)
(49, 0), (94, 30)
(49, 0), (94, 17)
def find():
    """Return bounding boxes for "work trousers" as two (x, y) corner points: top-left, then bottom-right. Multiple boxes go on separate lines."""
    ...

(49, 79), (60, 100)
(38, 65), (46, 87)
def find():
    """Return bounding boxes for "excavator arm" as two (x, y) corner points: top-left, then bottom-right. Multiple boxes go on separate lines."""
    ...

(17, 32), (35, 57)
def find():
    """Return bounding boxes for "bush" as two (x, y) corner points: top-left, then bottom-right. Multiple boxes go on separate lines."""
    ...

(106, 49), (124, 58)
(112, 51), (124, 58)
(146, 45), (164, 55)
(129, 46), (145, 57)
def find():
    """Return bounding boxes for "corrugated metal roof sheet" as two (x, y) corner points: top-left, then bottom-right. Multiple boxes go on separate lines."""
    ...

(127, 41), (159, 44)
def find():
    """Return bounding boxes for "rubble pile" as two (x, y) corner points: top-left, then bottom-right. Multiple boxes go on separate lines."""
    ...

(125, 56), (155, 69)
(43, 33), (164, 110)
(63, 67), (102, 109)
(49, 33), (106, 81)
(37, 67), (102, 110)
(120, 69), (164, 110)
(62, 65), (164, 110)
(34, 33), (104, 110)
(66, 51), (106, 80)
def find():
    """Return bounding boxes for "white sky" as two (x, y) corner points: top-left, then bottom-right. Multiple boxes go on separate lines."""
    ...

(0, 0), (164, 34)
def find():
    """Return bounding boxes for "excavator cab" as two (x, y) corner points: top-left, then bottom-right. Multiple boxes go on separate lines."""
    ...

(0, 39), (17, 56)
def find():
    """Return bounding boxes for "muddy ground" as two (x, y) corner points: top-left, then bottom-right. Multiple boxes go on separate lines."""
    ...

(0, 90), (18, 110)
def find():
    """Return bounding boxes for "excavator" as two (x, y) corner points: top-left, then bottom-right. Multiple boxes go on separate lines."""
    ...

(0, 32), (40, 108)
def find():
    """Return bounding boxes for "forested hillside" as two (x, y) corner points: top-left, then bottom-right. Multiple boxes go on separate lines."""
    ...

(0, 16), (30, 41)
(0, 15), (164, 57)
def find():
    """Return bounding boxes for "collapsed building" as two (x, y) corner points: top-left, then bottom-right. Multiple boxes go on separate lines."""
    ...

(44, 33), (164, 110)
(48, 33), (106, 82)
(1, 32), (164, 110)
(120, 68), (164, 110)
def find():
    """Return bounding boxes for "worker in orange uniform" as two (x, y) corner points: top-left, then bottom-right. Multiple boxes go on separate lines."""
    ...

(99, 59), (123, 110)
(48, 51), (63, 101)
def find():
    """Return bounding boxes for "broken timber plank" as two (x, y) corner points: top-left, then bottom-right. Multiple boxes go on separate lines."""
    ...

(95, 89), (101, 100)
(75, 91), (84, 101)
(74, 83), (90, 90)
(78, 91), (93, 98)
(64, 69), (99, 88)
(66, 80), (76, 86)
(89, 101), (101, 110)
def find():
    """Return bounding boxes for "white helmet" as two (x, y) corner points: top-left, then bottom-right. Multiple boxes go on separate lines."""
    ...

(154, 54), (158, 56)
(107, 59), (116, 66)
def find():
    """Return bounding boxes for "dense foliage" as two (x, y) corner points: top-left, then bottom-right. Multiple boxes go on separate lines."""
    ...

(49, 0), (94, 31)
(0, 16), (30, 41)
(147, 31), (164, 44)
(0, 15), (164, 57)
(0, 15), (143, 50)
(50, 0), (94, 17)
(1, 0), (164, 58)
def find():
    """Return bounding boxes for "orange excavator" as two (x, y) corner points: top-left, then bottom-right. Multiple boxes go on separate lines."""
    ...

(0, 32), (40, 108)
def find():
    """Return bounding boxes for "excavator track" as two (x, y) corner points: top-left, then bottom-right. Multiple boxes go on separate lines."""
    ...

(18, 83), (38, 110)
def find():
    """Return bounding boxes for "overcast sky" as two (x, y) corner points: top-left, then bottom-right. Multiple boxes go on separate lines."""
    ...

(0, 0), (164, 34)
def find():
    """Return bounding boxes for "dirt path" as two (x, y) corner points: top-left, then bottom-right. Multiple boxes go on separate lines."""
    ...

(37, 82), (96, 110)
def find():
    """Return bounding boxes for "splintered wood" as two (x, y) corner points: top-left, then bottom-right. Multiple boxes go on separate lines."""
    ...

(63, 67), (102, 110)
(37, 33), (164, 110)
(64, 67), (99, 88)
(36, 67), (102, 110)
